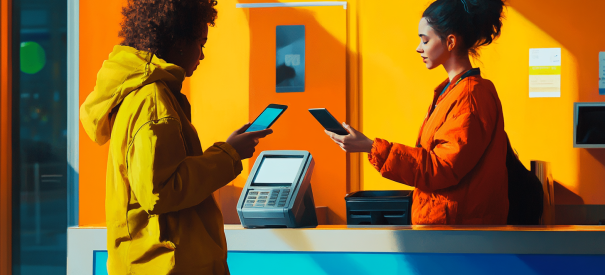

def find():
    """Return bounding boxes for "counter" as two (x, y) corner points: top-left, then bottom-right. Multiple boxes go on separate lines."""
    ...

(68, 225), (605, 275)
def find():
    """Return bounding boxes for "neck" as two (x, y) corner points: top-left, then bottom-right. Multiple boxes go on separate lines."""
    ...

(442, 53), (473, 81)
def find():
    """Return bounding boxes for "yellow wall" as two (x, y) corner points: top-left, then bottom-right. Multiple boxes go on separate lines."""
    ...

(358, 0), (605, 205)
(187, 1), (252, 223)
(79, 0), (605, 226)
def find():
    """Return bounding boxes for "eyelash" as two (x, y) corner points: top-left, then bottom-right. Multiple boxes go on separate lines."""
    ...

(423, 41), (428, 44)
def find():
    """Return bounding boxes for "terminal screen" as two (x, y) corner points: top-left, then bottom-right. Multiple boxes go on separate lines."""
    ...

(253, 157), (304, 185)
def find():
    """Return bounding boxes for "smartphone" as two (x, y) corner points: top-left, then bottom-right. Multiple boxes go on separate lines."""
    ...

(308, 108), (349, 135)
(245, 104), (288, 132)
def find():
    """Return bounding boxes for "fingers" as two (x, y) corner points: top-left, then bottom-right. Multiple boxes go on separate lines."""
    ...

(247, 128), (273, 139)
(236, 123), (252, 134)
(324, 130), (345, 143)
(331, 138), (344, 147)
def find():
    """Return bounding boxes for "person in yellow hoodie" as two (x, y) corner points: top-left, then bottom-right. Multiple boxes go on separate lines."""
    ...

(80, 0), (272, 274)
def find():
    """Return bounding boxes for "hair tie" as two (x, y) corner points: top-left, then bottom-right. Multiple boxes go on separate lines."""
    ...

(461, 0), (470, 13)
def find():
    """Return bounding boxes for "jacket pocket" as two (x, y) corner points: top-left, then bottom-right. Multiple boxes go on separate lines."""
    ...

(413, 193), (458, 225)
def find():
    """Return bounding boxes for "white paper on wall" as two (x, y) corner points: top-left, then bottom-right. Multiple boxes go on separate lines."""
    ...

(529, 48), (561, 98)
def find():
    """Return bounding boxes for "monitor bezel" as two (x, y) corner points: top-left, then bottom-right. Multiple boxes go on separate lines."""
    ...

(573, 102), (605, 148)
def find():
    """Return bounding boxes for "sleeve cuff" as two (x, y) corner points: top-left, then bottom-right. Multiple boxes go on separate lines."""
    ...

(213, 142), (241, 162)
(368, 138), (392, 171)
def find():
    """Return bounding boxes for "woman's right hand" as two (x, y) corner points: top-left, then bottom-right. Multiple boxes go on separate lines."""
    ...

(325, 122), (374, 153)
(226, 123), (273, 159)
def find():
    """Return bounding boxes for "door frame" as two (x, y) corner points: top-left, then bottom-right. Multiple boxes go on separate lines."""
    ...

(0, 0), (14, 273)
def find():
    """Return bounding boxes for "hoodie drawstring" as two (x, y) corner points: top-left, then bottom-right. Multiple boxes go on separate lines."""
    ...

(143, 52), (153, 77)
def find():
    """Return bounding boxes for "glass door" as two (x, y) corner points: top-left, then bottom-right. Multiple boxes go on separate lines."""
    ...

(12, 0), (68, 273)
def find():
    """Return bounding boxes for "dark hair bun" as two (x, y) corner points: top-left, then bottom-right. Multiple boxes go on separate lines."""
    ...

(423, 0), (506, 57)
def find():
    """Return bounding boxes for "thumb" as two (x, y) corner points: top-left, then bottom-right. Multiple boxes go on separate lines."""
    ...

(236, 123), (251, 134)
(342, 122), (357, 136)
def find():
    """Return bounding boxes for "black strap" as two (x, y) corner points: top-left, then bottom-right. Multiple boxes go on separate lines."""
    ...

(439, 68), (481, 97)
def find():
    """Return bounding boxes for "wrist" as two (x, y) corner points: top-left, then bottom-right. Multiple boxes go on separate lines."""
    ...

(365, 138), (374, 153)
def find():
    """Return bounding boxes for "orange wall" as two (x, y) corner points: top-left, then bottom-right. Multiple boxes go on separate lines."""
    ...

(78, 0), (605, 227)
(79, 0), (126, 226)
(247, 6), (347, 224)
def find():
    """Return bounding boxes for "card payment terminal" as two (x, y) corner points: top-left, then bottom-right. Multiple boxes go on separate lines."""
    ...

(237, 151), (318, 228)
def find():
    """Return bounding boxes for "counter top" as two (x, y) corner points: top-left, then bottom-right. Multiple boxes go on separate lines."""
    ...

(223, 224), (605, 254)
(68, 225), (605, 255)
(224, 224), (605, 231)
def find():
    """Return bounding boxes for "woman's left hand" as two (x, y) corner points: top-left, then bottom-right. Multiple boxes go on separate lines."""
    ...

(325, 122), (374, 153)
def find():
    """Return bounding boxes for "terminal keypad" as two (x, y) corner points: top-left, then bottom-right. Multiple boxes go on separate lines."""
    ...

(244, 188), (290, 208)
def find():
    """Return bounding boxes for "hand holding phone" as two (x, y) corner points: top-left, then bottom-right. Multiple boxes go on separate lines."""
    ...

(245, 104), (288, 132)
(308, 108), (349, 135)
(227, 123), (273, 159)
(309, 108), (374, 153)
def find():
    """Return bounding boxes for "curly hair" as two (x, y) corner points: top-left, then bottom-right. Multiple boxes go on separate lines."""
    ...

(119, 0), (218, 59)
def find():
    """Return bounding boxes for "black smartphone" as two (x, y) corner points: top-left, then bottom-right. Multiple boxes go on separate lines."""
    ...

(245, 104), (288, 132)
(308, 108), (349, 135)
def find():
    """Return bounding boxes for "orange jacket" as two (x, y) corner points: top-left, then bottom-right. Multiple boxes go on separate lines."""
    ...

(369, 69), (508, 225)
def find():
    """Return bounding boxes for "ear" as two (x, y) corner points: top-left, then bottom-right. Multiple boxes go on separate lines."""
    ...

(172, 39), (187, 51)
(446, 34), (456, 52)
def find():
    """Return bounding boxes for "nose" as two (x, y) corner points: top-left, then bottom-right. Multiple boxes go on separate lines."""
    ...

(416, 42), (423, 54)
(200, 53), (204, 61)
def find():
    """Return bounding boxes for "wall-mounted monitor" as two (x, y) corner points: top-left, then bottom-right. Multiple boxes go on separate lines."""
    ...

(573, 102), (605, 148)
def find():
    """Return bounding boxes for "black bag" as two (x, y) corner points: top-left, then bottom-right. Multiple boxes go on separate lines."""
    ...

(506, 136), (544, 225)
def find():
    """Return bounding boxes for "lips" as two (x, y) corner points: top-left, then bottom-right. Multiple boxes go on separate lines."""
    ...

(422, 57), (428, 63)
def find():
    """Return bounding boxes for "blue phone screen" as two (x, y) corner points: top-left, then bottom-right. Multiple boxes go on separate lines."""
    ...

(246, 108), (283, 132)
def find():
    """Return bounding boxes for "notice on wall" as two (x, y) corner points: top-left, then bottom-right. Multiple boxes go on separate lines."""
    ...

(529, 48), (561, 98)
(599, 52), (605, 95)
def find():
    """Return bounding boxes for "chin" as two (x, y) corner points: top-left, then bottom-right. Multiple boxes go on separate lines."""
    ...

(426, 63), (438, 70)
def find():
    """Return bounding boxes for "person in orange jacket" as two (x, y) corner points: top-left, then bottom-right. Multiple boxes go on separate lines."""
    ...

(326, 0), (509, 225)
(80, 1), (272, 274)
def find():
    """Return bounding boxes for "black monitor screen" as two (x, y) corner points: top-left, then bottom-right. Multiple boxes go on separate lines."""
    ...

(576, 106), (605, 144)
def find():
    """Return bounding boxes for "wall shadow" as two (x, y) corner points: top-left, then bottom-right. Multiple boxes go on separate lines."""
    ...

(578, 148), (605, 205)
(509, 0), (605, 206)
(553, 180), (584, 205)
(509, 0), (605, 102)
(218, 184), (243, 224)
(586, 149), (605, 167)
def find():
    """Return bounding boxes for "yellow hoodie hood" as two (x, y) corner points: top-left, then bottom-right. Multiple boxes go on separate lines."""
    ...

(80, 45), (186, 145)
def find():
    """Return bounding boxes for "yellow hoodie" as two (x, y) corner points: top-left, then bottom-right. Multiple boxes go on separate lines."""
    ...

(80, 45), (242, 274)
